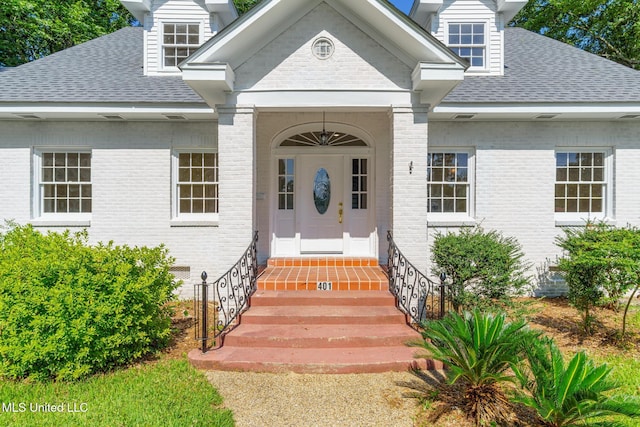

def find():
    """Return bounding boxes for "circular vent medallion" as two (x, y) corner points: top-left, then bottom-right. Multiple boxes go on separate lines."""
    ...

(312, 37), (334, 60)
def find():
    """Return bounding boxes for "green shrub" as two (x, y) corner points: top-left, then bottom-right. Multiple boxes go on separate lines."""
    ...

(431, 226), (531, 311)
(0, 224), (179, 381)
(411, 309), (538, 426)
(512, 337), (640, 427)
(557, 223), (640, 336)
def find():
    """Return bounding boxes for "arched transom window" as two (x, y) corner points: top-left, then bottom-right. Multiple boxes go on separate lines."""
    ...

(280, 131), (367, 147)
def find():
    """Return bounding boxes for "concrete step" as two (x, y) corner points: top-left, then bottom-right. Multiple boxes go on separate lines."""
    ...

(222, 324), (421, 348)
(250, 290), (396, 307)
(189, 346), (441, 374)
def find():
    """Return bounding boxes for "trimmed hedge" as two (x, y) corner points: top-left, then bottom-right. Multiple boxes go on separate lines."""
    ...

(0, 224), (179, 381)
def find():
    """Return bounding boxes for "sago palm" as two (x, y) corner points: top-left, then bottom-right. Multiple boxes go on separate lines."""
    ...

(411, 309), (536, 426)
(512, 337), (640, 427)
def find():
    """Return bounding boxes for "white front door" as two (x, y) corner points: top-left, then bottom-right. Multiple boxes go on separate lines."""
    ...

(299, 155), (344, 253)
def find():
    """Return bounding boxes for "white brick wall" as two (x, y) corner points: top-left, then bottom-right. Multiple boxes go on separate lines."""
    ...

(391, 106), (430, 272)
(0, 120), (219, 299)
(428, 120), (640, 294)
(234, 3), (412, 91)
(217, 106), (256, 268)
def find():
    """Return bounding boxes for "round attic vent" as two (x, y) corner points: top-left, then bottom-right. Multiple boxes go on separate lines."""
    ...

(312, 37), (334, 59)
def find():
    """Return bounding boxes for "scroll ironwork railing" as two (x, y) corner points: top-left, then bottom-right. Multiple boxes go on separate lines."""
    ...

(194, 231), (258, 352)
(387, 231), (450, 324)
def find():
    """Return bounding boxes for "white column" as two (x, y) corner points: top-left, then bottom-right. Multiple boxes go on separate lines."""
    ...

(390, 105), (429, 272)
(216, 105), (257, 274)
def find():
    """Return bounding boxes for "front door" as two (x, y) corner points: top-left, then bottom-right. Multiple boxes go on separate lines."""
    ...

(299, 155), (344, 253)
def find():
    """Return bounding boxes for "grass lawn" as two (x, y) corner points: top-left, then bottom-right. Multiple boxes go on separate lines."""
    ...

(0, 358), (233, 427)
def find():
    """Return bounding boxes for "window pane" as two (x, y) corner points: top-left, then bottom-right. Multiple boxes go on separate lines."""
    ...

(443, 184), (454, 198)
(192, 200), (204, 213)
(69, 199), (80, 213)
(443, 199), (454, 212)
(193, 185), (203, 198)
(205, 200), (216, 213)
(593, 153), (604, 166)
(204, 153), (215, 167)
(82, 185), (91, 198)
(55, 168), (65, 182)
(191, 168), (203, 182)
(180, 199), (191, 213)
(80, 168), (90, 182)
(456, 199), (466, 212)
(580, 168), (592, 181)
(555, 199), (565, 212)
(44, 199), (55, 213)
(556, 169), (567, 181)
(592, 199), (603, 212)
(593, 168), (604, 181)
(67, 154), (79, 167)
(43, 153), (54, 166)
(455, 185), (467, 198)
(579, 199), (590, 212)
(43, 168), (53, 182)
(568, 168), (579, 181)
(69, 185), (80, 198)
(556, 153), (567, 167)
(360, 194), (367, 209)
(67, 168), (78, 182)
(286, 194), (293, 209)
(204, 168), (215, 182)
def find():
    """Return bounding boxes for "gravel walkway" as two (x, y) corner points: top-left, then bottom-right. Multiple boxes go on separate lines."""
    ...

(206, 371), (420, 427)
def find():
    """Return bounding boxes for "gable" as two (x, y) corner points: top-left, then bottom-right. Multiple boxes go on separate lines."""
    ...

(181, 0), (467, 108)
(234, 3), (412, 91)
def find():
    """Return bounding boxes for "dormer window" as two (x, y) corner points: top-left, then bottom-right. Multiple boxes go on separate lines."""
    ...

(162, 23), (201, 69)
(448, 23), (486, 68)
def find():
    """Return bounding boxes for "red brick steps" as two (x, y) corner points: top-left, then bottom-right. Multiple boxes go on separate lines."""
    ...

(188, 287), (438, 373)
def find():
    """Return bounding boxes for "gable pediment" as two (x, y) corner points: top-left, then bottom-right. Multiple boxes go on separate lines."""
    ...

(180, 0), (467, 108)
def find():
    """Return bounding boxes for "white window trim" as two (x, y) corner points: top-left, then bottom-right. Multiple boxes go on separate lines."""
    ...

(31, 148), (92, 227)
(427, 147), (476, 227)
(170, 149), (219, 227)
(554, 147), (614, 226)
(445, 20), (490, 74)
(159, 20), (204, 73)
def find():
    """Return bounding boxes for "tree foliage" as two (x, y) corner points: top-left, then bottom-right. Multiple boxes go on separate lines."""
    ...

(0, 0), (261, 68)
(0, 0), (135, 67)
(511, 0), (640, 70)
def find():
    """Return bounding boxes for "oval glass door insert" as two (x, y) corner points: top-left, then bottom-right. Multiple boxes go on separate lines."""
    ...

(313, 168), (331, 214)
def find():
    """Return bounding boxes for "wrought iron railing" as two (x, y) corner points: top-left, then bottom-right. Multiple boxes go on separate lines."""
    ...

(387, 231), (450, 324)
(194, 231), (258, 352)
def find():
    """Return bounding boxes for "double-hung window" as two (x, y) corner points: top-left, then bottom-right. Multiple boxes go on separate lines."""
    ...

(555, 150), (611, 222)
(162, 23), (200, 69)
(34, 150), (92, 223)
(448, 23), (486, 68)
(173, 151), (219, 223)
(427, 150), (474, 221)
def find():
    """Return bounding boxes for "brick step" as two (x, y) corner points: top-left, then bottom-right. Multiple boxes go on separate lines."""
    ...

(222, 324), (421, 348)
(189, 346), (441, 374)
(267, 257), (379, 267)
(250, 290), (396, 307)
(188, 290), (437, 374)
(257, 265), (388, 291)
(240, 305), (406, 325)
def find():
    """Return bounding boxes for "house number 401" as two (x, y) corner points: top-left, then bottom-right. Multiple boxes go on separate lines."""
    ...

(317, 281), (333, 291)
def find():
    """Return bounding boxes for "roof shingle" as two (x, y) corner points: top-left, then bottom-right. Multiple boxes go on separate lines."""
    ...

(1, 26), (639, 105)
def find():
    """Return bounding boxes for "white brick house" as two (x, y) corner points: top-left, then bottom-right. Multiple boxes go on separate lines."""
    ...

(1, 0), (640, 297)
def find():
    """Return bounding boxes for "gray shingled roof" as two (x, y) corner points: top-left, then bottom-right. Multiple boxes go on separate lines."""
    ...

(1, 25), (639, 105)
(443, 27), (640, 104)
(0, 27), (202, 104)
